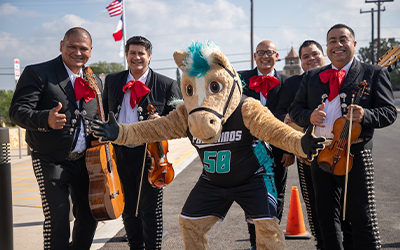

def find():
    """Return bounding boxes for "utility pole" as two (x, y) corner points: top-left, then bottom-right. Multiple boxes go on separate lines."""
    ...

(365, 0), (393, 59)
(122, 0), (127, 70)
(250, 0), (254, 69)
(360, 8), (378, 64)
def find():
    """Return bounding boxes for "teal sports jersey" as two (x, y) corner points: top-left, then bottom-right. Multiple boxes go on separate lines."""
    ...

(187, 96), (276, 194)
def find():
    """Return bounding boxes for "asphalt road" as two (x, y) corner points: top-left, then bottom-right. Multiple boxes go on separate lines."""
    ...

(100, 118), (400, 250)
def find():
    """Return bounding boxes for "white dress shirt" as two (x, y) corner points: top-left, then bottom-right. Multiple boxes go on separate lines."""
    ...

(64, 64), (86, 153)
(314, 59), (354, 139)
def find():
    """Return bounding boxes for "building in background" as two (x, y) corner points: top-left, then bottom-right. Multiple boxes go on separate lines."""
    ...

(283, 47), (301, 76)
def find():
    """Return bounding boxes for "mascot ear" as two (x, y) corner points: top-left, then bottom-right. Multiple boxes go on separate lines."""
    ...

(174, 51), (188, 71)
(211, 50), (230, 69)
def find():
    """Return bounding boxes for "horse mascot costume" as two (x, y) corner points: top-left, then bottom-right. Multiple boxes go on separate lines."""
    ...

(91, 41), (324, 250)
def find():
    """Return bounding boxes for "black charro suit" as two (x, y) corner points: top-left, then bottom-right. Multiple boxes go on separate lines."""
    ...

(275, 74), (304, 122)
(10, 55), (101, 161)
(102, 68), (181, 250)
(289, 59), (397, 250)
(239, 68), (289, 246)
(103, 68), (181, 121)
(9, 55), (101, 249)
(275, 73), (326, 249)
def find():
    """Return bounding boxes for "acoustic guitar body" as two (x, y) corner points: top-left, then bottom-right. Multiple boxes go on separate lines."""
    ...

(85, 143), (125, 220)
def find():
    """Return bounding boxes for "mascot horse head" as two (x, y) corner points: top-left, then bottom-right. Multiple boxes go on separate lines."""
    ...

(174, 41), (242, 143)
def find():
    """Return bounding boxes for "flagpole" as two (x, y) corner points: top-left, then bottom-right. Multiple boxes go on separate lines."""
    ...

(122, 0), (127, 70)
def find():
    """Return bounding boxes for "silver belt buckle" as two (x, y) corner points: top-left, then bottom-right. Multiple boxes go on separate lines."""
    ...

(66, 151), (85, 161)
(352, 137), (371, 144)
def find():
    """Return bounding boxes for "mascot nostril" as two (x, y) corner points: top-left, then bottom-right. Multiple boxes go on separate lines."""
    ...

(187, 112), (223, 143)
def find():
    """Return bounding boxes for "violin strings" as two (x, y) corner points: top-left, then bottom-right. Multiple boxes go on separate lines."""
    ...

(333, 120), (350, 159)
(330, 84), (365, 173)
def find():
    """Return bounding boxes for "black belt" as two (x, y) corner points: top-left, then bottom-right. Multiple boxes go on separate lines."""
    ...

(66, 151), (85, 161)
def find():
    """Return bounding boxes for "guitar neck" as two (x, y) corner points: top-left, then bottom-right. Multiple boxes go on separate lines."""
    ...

(94, 89), (113, 163)
(378, 46), (400, 67)
(95, 92), (106, 123)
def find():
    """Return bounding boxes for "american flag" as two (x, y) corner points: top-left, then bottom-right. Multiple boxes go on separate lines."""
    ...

(106, 0), (122, 17)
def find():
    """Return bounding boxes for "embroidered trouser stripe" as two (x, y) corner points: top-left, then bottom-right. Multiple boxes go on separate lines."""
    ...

(297, 160), (323, 248)
(155, 188), (163, 249)
(362, 149), (381, 249)
(31, 152), (97, 250)
(32, 157), (52, 249)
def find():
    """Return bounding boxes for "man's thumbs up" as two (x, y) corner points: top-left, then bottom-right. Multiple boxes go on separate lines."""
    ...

(48, 102), (66, 129)
(310, 102), (326, 127)
(318, 102), (325, 111)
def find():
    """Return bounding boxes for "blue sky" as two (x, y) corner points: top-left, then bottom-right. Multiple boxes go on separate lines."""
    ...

(1, 0), (399, 90)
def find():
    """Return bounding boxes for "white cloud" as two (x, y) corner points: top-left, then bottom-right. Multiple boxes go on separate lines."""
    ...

(0, 3), (18, 17)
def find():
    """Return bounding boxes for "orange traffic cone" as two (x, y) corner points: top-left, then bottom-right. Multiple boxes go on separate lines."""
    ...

(284, 186), (312, 239)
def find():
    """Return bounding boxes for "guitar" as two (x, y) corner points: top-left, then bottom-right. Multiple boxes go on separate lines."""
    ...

(377, 45), (400, 71)
(84, 67), (125, 221)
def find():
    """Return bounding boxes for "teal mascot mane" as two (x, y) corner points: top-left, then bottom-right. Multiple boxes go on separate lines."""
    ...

(182, 41), (219, 78)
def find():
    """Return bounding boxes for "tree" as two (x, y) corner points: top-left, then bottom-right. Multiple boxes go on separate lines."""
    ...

(89, 61), (124, 76)
(0, 90), (15, 127)
(358, 38), (400, 90)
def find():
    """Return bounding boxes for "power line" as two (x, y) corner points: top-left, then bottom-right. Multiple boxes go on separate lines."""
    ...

(365, 0), (394, 58)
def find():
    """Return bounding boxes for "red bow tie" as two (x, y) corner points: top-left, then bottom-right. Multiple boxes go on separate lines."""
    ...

(122, 80), (150, 108)
(249, 75), (280, 99)
(319, 69), (346, 102)
(74, 77), (95, 102)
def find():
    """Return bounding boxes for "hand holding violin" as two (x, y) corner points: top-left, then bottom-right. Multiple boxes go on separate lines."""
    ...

(91, 112), (120, 142)
(345, 104), (364, 123)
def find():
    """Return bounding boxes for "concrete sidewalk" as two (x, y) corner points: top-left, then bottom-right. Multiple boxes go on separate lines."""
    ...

(8, 138), (197, 250)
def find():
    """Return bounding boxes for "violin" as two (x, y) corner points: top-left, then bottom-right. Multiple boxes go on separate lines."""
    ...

(317, 80), (369, 176)
(146, 104), (175, 187)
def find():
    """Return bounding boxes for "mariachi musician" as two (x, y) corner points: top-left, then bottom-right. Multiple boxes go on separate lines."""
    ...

(102, 36), (181, 249)
(9, 27), (100, 249)
(289, 24), (397, 250)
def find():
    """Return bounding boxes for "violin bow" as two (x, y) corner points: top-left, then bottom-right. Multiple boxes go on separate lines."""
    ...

(342, 94), (355, 220)
(135, 142), (148, 217)
(135, 104), (157, 216)
(135, 105), (148, 217)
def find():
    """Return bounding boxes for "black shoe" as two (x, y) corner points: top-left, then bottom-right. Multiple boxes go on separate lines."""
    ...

(250, 246), (256, 250)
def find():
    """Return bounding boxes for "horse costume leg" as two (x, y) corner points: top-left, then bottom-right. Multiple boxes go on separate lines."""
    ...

(179, 215), (219, 250)
(254, 218), (286, 250)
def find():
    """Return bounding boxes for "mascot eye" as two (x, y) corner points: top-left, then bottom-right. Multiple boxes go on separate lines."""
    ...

(186, 85), (194, 96)
(209, 81), (222, 94)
